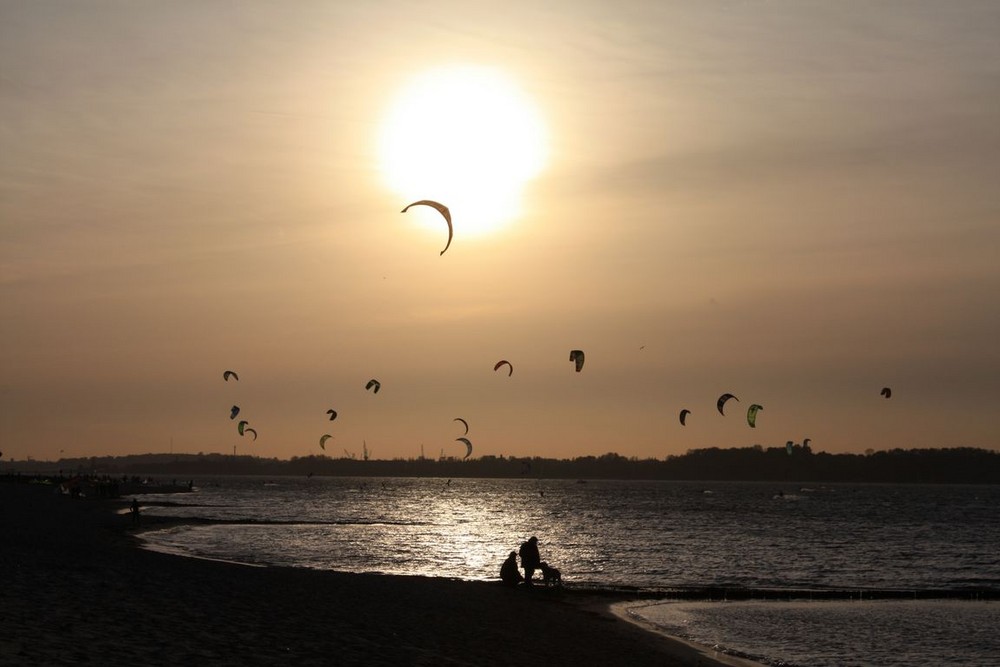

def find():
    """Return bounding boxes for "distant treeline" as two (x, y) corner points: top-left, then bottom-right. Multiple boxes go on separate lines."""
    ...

(5, 445), (999, 484)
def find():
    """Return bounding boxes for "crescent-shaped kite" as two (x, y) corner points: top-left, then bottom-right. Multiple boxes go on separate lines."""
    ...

(238, 420), (249, 436)
(327, 409), (338, 421)
(230, 405), (240, 420)
(320, 434), (333, 450)
(717, 393), (738, 415)
(245, 428), (257, 441)
(881, 387), (892, 399)
(494, 359), (513, 376)
(366, 379), (381, 394)
(454, 417), (469, 436)
(747, 404), (763, 428)
(223, 370), (239, 382)
(402, 200), (452, 255)
(679, 409), (691, 426)
(569, 349), (585, 372)
(456, 437), (472, 460)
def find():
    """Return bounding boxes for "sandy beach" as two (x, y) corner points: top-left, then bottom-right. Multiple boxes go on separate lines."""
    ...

(0, 479), (752, 667)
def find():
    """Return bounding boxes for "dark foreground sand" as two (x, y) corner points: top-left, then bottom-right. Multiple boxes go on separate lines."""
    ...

(1, 480), (750, 666)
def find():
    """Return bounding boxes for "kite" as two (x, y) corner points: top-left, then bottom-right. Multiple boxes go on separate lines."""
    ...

(401, 200), (453, 255)
(881, 387), (892, 399)
(494, 359), (513, 376)
(238, 420), (249, 436)
(320, 434), (333, 450)
(679, 409), (691, 426)
(230, 405), (240, 420)
(245, 428), (257, 441)
(717, 393), (738, 415)
(569, 349), (585, 372)
(747, 404), (763, 428)
(327, 409), (338, 421)
(223, 370), (239, 382)
(456, 437), (473, 460)
(366, 379), (381, 394)
(454, 417), (469, 436)
(803, 438), (811, 447)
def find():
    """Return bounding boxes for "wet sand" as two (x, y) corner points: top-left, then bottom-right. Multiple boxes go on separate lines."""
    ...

(1, 480), (749, 666)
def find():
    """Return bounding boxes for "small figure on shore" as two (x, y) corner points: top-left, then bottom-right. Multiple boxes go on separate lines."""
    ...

(539, 562), (562, 587)
(500, 551), (523, 587)
(519, 536), (541, 585)
(130, 498), (140, 526)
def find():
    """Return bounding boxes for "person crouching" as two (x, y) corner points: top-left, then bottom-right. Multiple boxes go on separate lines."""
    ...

(500, 551), (524, 587)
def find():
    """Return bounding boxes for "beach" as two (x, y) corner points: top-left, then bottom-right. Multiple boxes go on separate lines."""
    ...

(0, 480), (749, 667)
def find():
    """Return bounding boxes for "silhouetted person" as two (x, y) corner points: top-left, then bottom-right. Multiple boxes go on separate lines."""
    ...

(519, 536), (541, 585)
(130, 498), (140, 526)
(500, 551), (523, 587)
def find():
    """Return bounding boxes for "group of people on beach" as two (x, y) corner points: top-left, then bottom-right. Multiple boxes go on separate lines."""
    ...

(500, 536), (560, 587)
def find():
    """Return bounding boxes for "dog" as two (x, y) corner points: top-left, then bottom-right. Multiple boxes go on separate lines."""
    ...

(539, 561), (562, 587)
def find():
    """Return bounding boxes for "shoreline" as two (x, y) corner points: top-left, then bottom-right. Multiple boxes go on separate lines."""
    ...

(1, 480), (747, 666)
(610, 602), (763, 667)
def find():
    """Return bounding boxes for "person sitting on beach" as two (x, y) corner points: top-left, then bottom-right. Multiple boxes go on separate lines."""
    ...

(519, 536), (541, 585)
(500, 551), (523, 587)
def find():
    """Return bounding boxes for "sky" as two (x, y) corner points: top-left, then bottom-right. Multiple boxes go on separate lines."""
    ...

(2, 1), (999, 462)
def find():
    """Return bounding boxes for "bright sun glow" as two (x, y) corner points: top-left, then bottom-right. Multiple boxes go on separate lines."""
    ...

(378, 65), (548, 239)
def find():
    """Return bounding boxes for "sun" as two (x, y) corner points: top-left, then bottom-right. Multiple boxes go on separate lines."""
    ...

(377, 65), (548, 239)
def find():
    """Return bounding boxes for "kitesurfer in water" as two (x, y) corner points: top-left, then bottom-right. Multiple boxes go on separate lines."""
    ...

(500, 551), (523, 587)
(519, 536), (541, 585)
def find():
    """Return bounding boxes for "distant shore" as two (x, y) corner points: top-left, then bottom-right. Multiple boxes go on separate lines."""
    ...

(0, 478), (750, 666)
(6, 444), (998, 484)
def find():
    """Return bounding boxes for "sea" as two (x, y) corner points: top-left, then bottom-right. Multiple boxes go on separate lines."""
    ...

(134, 477), (1000, 666)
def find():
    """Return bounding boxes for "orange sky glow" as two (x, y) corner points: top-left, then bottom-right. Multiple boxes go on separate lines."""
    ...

(2, 1), (998, 461)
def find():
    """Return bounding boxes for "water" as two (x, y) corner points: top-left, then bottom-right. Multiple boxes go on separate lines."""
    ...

(135, 478), (1000, 665)
(623, 599), (1000, 667)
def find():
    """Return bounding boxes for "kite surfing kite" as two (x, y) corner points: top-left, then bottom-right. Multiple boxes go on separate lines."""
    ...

(366, 379), (381, 394)
(223, 370), (239, 382)
(320, 434), (333, 450)
(881, 387), (892, 399)
(238, 420), (249, 436)
(456, 437), (472, 460)
(803, 438), (811, 447)
(494, 359), (513, 376)
(401, 200), (452, 255)
(244, 428), (257, 441)
(230, 405), (240, 420)
(717, 393), (738, 415)
(327, 409), (337, 421)
(679, 409), (691, 426)
(569, 349), (585, 372)
(454, 417), (469, 436)
(747, 404), (763, 428)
